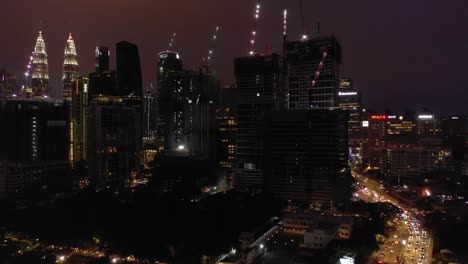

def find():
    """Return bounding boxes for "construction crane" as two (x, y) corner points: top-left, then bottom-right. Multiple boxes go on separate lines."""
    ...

(248, 1), (261, 55)
(203, 26), (220, 67)
(307, 51), (328, 108)
(168, 32), (176, 50)
(298, 0), (308, 40)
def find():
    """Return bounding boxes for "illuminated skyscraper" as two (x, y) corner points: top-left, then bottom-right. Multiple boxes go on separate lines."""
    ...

(31, 31), (49, 98)
(62, 33), (79, 101)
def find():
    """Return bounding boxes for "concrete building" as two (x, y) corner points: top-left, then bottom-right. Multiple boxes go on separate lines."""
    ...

(282, 213), (353, 239)
(304, 222), (338, 249)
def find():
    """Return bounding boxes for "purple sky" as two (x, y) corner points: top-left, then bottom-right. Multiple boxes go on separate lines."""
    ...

(1, 0), (468, 114)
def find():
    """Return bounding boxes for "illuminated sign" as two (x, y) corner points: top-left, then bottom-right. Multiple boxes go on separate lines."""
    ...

(362, 121), (369, 127)
(451, 116), (459, 120)
(418, 115), (433, 120)
(370, 115), (387, 120)
(387, 115), (397, 119)
(338, 91), (357, 96)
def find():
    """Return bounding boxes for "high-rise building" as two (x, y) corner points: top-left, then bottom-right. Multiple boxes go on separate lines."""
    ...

(443, 116), (467, 173)
(31, 31), (49, 98)
(383, 146), (452, 178)
(157, 52), (219, 157)
(156, 51), (184, 154)
(142, 87), (158, 168)
(90, 46), (116, 96)
(144, 87), (157, 139)
(0, 70), (17, 98)
(62, 33), (79, 101)
(116, 41), (143, 97)
(416, 114), (442, 146)
(89, 70), (117, 96)
(0, 99), (70, 199)
(286, 36), (342, 109)
(95, 46), (110, 72)
(233, 54), (283, 192)
(360, 113), (387, 167)
(337, 77), (362, 162)
(264, 109), (351, 205)
(116, 41), (144, 153)
(216, 86), (238, 183)
(70, 77), (89, 166)
(184, 67), (219, 158)
(87, 96), (141, 186)
(385, 115), (416, 146)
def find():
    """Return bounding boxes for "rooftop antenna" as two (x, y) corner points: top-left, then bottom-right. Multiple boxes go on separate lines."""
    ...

(248, 1), (262, 55)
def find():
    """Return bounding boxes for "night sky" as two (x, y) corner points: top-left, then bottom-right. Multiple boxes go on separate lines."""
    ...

(1, 0), (468, 114)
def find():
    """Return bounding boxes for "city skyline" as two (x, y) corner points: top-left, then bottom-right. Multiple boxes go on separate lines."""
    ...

(1, 0), (467, 114)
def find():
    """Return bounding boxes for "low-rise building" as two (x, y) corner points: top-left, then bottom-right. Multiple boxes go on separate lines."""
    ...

(304, 222), (337, 249)
(282, 213), (353, 240)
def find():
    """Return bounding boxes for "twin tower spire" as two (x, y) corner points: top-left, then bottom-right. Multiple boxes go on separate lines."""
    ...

(31, 31), (78, 99)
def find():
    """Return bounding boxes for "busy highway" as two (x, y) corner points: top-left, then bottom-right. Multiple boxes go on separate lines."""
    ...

(353, 172), (433, 264)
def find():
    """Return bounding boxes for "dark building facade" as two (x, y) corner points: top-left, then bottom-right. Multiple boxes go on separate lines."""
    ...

(116, 41), (143, 97)
(0, 70), (17, 98)
(264, 109), (351, 205)
(233, 54), (283, 192)
(216, 86), (238, 183)
(157, 51), (219, 157)
(89, 70), (117, 96)
(95, 46), (110, 72)
(70, 77), (89, 166)
(0, 99), (69, 199)
(87, 96), (140, 186)
(157, 51), (185, 154)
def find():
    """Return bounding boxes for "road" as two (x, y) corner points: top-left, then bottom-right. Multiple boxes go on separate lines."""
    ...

(353, 173), (433, 264)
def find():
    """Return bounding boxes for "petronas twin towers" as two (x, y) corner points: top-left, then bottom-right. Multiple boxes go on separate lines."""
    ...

(62, 33), (78, 101)
(31, 31), (78, 99)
